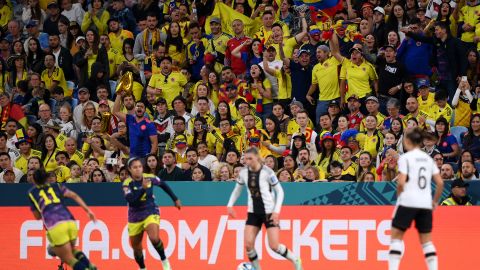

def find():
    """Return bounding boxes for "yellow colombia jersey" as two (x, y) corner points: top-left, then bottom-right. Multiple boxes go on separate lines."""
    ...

(454, 97), (472, 127)
(429, 103), (453, 123)
(235, 115), (263, 135)
(44, 150), (59, 173)
(0, 4), (12, 28)
(403, 110), (432, 127)
(287, 117), (314, 136)
(417, 92), (435, 113)
(106, 48), (119, 77)
(148, 71), (187, 110)
(187, 132), (217, 154)
(261, 132), (288, 158)
(15, 149), (42, 174)
(342, 162), (358, 177)
(340, 58), (378, 99)
(69, 150), (85, 167)
(312, 56), (342, 101)
(56, 133), (68, 151)
(362, 131), (384, 158)
(215, 131), (246, 154)
(316, 150), (341, 177)
(41, 67), (70, 96)
(264, 36), (297, 61)
(273, 68), (291, 100)
(205, 33), (231, 73)
(251, 79), (273, 105)
(55, 165), (71, 183)
(109, 30), (134, 52)
(458, 4), (480, 43)
(360, 113), (386, 132)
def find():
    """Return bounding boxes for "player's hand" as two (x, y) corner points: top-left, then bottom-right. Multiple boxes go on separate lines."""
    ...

(432, 201), (439, 210)
(174, 199), (182, 210)
(270, 212), (279, 226)
(227, 207), (236, 218)
(306, 95), (315, 105)
(142, 178), (151, 189)
(87, 210), (96, 222)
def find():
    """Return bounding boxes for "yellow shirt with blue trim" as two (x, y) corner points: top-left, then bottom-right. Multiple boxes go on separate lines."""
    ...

(148, 71), (187, 110)
(43, 150), (59, 173)
(340, 58), (378, 99)
(55, 165), (71, 183)
(312, 56), (342, 101)
(69, 150), (85, 166)
(429, 103), (454, 123)
(458, 4), (480, 43)
(109, 29), (134, 52)
(264, 36), (297, 60)
(14, 149), (42, 174)
(41, 67), (70, 96)
(363, 130), (384, 157)
(56, 133), (68, 151)
(287, 118), (314, 136)
(417, 92), (435, 113)
(403, 110), (433, 127)
(360, 113), (386, 132)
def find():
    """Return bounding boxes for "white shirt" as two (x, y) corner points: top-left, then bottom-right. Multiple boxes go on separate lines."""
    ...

(397, 148), (440, 209)
(0, 167), (24, 183)
(198, 154), (219, 171)
(259, 60), (283, 98)
(235, 166), (282, 214)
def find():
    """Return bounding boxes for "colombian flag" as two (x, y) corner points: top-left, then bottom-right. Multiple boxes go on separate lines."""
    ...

(205, 3), (260, 37)
(293, 0), (343, 16)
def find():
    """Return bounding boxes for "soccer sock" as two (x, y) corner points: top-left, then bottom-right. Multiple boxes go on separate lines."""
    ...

(423, 242), (438, 270)
(73, 250), (91, 267)
(70, 259), (88, 270)
(388, 239), (404, 270)
(134, 250), (146, 269)
(247, 249), (261, 270)
(275, 244), (298, 263)
(153, 240), (167, 261)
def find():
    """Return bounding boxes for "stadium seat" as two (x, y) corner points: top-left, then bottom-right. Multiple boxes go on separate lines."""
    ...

(450, 126), (467, 148)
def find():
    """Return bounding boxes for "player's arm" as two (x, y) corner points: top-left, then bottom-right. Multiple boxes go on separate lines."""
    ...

(31, 209), (41, 220)
(154, 177), (181, 209)
(395, 172), (406, 197)
(432, 173), (444, 210)
(64, 189), (96, 221)
(271, 177), (284, 214)
(227, 182), (243, 218)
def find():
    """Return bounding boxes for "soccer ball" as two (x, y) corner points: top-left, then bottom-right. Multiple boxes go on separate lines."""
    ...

(237, 262), (255, 270)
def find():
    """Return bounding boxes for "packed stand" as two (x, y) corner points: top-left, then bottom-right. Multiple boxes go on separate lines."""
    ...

(0, 0), (479, 184)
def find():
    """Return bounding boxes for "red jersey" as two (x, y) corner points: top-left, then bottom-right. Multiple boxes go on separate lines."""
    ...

(225, 36), (249, 75)
(348, 111), (364, 129)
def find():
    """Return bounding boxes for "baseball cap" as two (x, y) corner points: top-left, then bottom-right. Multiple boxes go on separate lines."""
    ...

(47, 1), (59, 8)
(317, 45), (330, 53)
(416, 78), (430, 89)
(210, 17), (221, 24)
(26, 20), (39, 28)
(383, 44), (396, 51)
(98, 100), (109, 106)
(451, 179), (469, 189)
(347, 94), (360, 101)
(349, 47), (362, 54)
(329, 100), (340, 107)
(373, 6), (385, 15)
(76, 36), (85, 43)
(365, 95), (379, 103)
(78, 87), (89, 94)
(298, 49), (310, 56)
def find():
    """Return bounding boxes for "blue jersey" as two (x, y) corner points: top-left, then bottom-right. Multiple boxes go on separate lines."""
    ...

(123, 173), (178, 223)
(126, 114), (157, 158)
(28, 184), (75, 229)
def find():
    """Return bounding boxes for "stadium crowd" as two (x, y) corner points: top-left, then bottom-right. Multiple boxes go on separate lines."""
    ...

(0, 0), (479, 184)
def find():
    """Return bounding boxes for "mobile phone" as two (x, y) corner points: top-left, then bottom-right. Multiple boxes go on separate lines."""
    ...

(106, 158), (118, 165)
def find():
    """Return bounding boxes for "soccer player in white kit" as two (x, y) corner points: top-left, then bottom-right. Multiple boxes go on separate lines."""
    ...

(227, 147), (303, 270)
(389, 128), (444, 270)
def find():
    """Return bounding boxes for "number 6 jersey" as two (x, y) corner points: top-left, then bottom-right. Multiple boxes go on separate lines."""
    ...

(28, 183), (75, 230)
(397, 148), (440, 209)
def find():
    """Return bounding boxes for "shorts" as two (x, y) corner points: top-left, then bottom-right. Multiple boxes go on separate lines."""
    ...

(246, 213), (277, 229)
(392, 205), (433, 234)
(128, 214), (160, 236)
(47, 221), (78, 247)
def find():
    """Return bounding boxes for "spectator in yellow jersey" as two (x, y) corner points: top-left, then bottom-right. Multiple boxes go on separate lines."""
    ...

(205, 17), (231, 74)
(340, 44), (379, 113)
(452, 79), (474, 127)
(416, 79), (435, 113)
(147, 56), (187, 110)
(14, 137), (42, 174)
(363, 115), (384, 157)
(360, 96), (386, 132)
(0, 0), (12, 29)
(163, 21), (186, 66)
(41, 53), (69, 96)
(403, 97), (433, 129)
(81, 0), (110, 35)
(430, 90), (453, 123)
(107, 17), (133, 53)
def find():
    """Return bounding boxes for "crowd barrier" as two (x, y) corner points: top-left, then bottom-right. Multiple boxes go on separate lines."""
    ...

(2, 182), (479, 269)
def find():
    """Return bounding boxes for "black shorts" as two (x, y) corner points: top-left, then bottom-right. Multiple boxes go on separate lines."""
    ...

(392, 206), (433, 234)
(246, 213), (278, 229)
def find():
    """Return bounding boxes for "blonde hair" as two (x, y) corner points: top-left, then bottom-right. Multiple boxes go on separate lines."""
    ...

(215, 162), (232, 181)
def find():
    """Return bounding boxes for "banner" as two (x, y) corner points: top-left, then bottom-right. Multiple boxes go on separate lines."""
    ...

(204, 3), (260, 37)
(6, 206), (480, 269)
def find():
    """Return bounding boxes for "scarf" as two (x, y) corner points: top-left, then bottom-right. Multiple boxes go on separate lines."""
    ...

(0, 103), (10, 130)
(143, 28), (161, 55)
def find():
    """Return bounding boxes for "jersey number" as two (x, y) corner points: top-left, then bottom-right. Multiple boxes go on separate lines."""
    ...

(418, 167), (427, 190)
(39, 188), (61, 205)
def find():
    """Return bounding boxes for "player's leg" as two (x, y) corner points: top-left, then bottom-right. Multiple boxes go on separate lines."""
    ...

(71, 240), (94, 269)
(130, 232), (146, 270)
(145, 221), (171, 270)
(245, 224), (261, 270)
(389, 206), (413, 270)
(266, 225), (302, 270)
(52, 243), (88, 270)
(417, 209), (437, 270)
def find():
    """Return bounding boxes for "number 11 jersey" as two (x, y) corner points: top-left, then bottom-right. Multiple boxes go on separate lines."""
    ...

(397, 148), (440, 209)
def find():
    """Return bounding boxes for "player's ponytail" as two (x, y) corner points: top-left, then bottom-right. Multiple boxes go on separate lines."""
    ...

(33, 169), (48, 185)
(405, 127), (425, 146)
